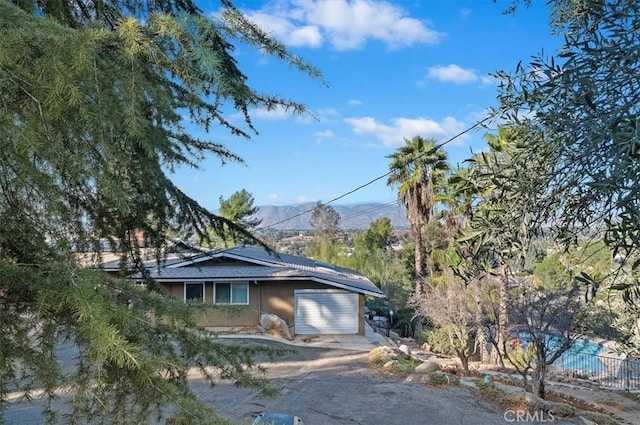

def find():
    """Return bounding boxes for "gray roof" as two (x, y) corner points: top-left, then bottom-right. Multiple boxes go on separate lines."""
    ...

(147, 246), (386, 298)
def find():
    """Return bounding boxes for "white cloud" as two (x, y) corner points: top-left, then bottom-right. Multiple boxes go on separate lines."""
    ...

(296, 195), (317, 203)
(480, 75), (498, 86)
(248, 12), (323, 47)
(348, 99), (363, 105)
(268, 193), (285, 203)
(344, 116), (468, 147)
(246, 0), (441, 50)
(427, 64), (479, 84)
(314, 129), (335, 142)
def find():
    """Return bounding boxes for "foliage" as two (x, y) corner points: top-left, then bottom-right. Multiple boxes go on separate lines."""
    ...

(412, 278), (476, 372)
(423, 327), (456, 357)
(474, 380), (505, 403)
(426, 371), (459, 387)
(0, 0), (320, 422)
(387, 136), (449, 292)
(309, 202), (341, 240)
(219, 189), (262, 229)
(206, 189), (262, 247)
(504, 283), (590, 399)
(533, 253), (572, 290)
(495, 1), (640, 317)
(307, 202), (342, 262)
(355, 217), (393, 251)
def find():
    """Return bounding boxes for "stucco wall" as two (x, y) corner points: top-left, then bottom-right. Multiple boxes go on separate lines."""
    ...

(161, 280), (365, 335)
(162, 281), (260, 327)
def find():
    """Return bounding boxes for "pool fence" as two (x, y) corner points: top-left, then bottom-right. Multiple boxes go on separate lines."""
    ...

(550, 351), (640, 391)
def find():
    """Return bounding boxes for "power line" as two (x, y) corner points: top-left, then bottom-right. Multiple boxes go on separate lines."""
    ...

(340, 200), (401, 225)
(256, 114), (493, 230)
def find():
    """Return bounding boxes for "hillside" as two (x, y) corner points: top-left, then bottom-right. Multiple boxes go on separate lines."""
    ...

(253, 202), (408, 230)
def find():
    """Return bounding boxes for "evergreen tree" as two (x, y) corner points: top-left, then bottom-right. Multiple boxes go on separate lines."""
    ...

(0, 1), (320, 423)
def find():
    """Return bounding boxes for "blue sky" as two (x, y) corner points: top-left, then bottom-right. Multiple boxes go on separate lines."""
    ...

(173, 0), (562, 211)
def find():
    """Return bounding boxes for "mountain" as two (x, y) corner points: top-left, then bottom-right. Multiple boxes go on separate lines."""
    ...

(254, 202), (408, 230)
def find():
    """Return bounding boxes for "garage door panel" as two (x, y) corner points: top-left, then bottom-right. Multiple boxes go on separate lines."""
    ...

(295, 290), (358, 334)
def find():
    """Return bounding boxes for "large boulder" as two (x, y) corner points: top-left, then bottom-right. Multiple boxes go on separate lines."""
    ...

(398, 344), (411, 359)
(368, 346), (398, 365)
(414, 361), (440, 374)
(259, 313), (293, 341)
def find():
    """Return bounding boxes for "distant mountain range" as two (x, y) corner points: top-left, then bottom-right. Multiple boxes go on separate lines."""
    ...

(253, 202), (408, 230)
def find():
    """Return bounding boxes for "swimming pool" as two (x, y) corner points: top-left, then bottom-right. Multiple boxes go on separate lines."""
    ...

(554, 340), (607, 375)
(516, 334), (607, 375)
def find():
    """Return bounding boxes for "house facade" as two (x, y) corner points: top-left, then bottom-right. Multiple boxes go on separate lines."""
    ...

(140, 246), (386, 335)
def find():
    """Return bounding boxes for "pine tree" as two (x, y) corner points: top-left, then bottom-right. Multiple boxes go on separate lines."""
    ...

(0, 1), (320, 423)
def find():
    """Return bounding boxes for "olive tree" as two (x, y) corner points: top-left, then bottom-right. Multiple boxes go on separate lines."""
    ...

(495, 1), (640, 338)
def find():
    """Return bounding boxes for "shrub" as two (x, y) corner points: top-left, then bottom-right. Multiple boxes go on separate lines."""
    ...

(385, 360), (416, 374)
(475, 380), (505, 402)
(427, 372), (459, 387)
(423, 326), (456, 356)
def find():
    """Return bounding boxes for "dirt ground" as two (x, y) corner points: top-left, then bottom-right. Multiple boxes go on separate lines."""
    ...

(191, 339), (611, 425)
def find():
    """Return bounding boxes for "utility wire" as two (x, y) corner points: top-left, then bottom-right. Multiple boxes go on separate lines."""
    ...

(256, 114), (493, 231)
(340, 200), (401, 225)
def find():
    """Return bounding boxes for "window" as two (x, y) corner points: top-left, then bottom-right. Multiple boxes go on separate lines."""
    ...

(184, 282), (204, 302)
(214, 282), (248, 305)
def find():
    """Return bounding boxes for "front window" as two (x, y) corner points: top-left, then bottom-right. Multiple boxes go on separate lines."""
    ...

(184, 282), (204, 302)
(214, 282), (248, 305)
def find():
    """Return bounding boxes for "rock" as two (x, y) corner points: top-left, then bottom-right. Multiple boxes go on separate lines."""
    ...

(414, 361), (440, 374)
(369, 346), (398, 365)
(259, 313), (293, 341)
(383, 360), (398, 370)
(398, 344), (411, 358)
(421, 343), (431, 352)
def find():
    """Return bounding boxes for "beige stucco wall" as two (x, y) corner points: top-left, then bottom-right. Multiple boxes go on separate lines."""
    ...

(161, 280), (365, 335)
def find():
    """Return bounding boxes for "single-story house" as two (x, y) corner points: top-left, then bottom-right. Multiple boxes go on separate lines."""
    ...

(138, 245), (386, 335)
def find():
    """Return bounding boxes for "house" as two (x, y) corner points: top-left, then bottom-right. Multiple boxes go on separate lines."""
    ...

(138, 245), (386, 335)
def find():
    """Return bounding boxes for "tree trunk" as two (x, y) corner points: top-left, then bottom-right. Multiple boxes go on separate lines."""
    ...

(472, 278), (491, 363)
(496, 265), (509, 367)
(533, 353), (547, 399)
(457, 350), (470, 374)
(414, 228), (425, 294)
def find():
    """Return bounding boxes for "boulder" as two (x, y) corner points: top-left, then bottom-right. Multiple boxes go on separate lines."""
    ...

(414, 361), (440, 374)
(383, 360), (398, 370)
(398, 344), (411, 359)
(259, 313), (293, 341)
(368, 346), (398, 365)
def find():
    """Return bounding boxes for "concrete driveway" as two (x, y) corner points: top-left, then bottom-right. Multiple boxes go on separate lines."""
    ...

(191, 339), (543, 425)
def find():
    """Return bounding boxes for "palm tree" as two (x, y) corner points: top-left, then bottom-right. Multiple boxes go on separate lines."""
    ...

(387, 136), (449, 294)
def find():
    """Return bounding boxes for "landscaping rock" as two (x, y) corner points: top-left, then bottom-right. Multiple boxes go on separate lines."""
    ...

(383, 360), (398, 370)
(258, 313), (293, 341)
(415, 361), (440, 374)
(398, 344), (411, 358)
(368, 346), (398, 365)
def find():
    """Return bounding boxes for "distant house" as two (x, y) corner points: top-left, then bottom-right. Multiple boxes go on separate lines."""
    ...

(136, 246), (386, 335)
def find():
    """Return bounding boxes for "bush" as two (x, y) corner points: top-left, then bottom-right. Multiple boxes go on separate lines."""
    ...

(385, 360), (416, 374)
(427, 371), (459, 387)
(475, 380), (505, 402)
(423, 326), (456, 356)
(500, 393), (528, 410)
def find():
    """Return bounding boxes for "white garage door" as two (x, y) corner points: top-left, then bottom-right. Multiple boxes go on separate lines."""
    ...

(294, 289), (359, 334)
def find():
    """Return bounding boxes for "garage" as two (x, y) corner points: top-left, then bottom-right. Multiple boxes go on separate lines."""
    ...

(294, 289), (359, 334)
